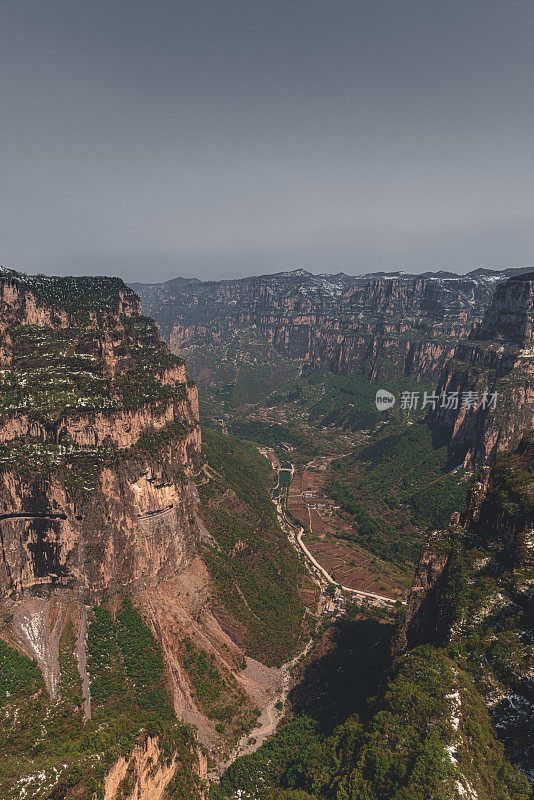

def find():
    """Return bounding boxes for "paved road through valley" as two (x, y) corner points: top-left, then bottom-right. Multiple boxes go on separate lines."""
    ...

(274, 460), (405, 607)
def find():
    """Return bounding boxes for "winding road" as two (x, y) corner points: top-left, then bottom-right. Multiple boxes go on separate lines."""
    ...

(274, 460), (405, 607)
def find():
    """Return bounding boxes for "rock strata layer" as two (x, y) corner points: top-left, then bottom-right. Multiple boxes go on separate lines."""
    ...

(0, 269), (201, 601)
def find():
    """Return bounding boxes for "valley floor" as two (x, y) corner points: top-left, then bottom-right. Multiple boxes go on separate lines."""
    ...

(263, 447), (408, 607)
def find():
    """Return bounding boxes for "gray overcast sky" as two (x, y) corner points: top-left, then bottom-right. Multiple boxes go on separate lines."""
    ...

(1, 0), (534, 281)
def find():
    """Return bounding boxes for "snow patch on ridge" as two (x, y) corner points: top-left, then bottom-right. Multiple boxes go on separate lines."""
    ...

(444, 686), (479, 800)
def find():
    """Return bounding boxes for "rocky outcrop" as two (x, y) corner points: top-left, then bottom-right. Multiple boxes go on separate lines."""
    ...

(389, 284), (534, 786)
(430, 274), (534, 467)
(0, 269), (201, 602)
(103, 735), (195, 800)
(0, 269), (293, 793)
(0, 269), (139, 340)
(397, 431), (534, 655)
(392, 536), (450, 655)
(131, 268), (522, 383)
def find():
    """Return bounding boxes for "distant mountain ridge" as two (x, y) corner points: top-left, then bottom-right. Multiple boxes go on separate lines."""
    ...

(130, 263), (534, 291)
(130, 265), (534, 384)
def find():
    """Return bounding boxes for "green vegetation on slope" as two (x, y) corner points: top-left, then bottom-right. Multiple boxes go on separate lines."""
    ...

(229, 421), (303, 450)
(221, 715), (321, 799)
(221, 645), (530, 800)
(87, 604), (128, 703)
(0, 639), (42, 706)
(0, 599), (199, 800)
(200, 427), (305, 666)
(180, 635), (259, 742)
(174, 326), (302, 411)
(114, 599), (175, 718)
(302, 369), (432, 432)
(88, 598), (175, 723)
(325, 422), (471, 565)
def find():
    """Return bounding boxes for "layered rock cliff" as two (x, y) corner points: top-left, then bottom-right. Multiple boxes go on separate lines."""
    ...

(0, 267), (201, 601)
(0, 270), (209, 798)
(0, 270), (307, 797)
(430, 274), (534, 467)
(131, 267), (530, 383)
(391, 276), (534, 786)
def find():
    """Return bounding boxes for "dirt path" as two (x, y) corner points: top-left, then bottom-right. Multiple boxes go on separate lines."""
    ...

(217, 636), (315, 775)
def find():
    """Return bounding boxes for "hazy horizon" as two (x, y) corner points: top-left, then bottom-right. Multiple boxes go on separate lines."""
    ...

(2, 1), (534, 282)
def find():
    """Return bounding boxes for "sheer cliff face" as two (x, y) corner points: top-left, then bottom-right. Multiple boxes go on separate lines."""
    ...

(396, 437), (534, 782)
(431, 275), (534, 467)
(0, 269), (201, 601)
(392, 280), (534, 785)
(131, 269), (506, 382)
(399, 278), (534, 662)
